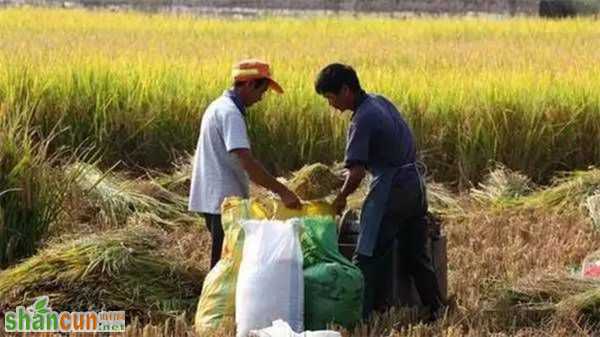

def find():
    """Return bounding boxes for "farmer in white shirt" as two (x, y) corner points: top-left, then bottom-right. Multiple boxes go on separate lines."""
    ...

(189, 59), (301, 268)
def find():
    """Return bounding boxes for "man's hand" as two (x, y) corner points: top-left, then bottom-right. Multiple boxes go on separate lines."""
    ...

(332, 195), (347, 215)
(332, 165), (365, 215)
(278, 188), (302, 209)
(232, 148), (302, 209)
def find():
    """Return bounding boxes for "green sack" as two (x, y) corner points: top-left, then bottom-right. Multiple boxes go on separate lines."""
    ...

(301, 216), (363, 330)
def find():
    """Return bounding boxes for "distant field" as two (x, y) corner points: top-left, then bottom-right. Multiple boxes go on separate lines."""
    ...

(0, 8), (598, 183)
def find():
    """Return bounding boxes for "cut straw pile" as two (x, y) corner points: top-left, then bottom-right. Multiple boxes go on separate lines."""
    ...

(471, 164), (534, 205)
(471, 167), (600, 219)
(426, 180), (462, 215)
(492, 274), (600, 326)
(518, 169), (600, 211)
(287, 163), (344, 200)
(0, 225), (205, 322)
(154, 155), (194, 196)
(69, 162), (196, 228)
(586, 193), (600, 230)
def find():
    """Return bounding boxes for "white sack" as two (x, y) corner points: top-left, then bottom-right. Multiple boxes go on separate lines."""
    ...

(236, 219), (304, 337)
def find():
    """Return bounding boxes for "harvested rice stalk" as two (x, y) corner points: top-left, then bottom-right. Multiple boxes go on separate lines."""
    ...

(288, 163), (344, 200)
(346, 180), (369, 211)
(68, 162), (196, 228)
(556, 287), (600, 324)
(492, 274), (600, 326)
(427, 181), (462, 215)
(154, 155), (193, 196)
(499, 275), (600, 305)
(586, 193), (600, 230)
(471, 164), (534, 206)
(519, 169), (600, 211)
(0, 225), (204, 322)
(132, 180), (197, 225)
(485, 302), (557, 328)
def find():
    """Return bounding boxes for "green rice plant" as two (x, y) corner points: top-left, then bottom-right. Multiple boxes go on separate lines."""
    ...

(0, 225), (204, 322)
(0, 106), (83, 268)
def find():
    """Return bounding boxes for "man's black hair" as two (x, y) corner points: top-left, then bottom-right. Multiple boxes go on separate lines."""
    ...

(315, 63), (362, 95)
(234, 78), (269, 89)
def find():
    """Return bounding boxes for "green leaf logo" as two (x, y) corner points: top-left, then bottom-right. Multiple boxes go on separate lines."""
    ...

(33, 296), (50, 315)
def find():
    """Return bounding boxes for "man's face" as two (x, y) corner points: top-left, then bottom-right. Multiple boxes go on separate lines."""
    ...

(323, 85), (352, 112)
(243, 81), (269, 107)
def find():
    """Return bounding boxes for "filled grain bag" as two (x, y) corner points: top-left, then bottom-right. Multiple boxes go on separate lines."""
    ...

(236, 218), (304, 337)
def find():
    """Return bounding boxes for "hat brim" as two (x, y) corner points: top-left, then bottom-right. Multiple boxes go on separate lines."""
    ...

(267, 78), (284, 94)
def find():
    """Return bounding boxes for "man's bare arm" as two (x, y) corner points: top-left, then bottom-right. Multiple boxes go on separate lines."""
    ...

(332, 165), (366, 214)
(339, 165), (366, 199)
(231, 148), (301, 208)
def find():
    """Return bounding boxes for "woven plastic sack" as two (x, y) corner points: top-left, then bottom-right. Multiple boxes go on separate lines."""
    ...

(195, 197), (334, 334)
(301, 217), (363, 330)
(236, 218), (304, 337)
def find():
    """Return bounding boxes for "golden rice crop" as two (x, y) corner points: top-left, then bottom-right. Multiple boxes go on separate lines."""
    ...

(0, 8), (598, 183)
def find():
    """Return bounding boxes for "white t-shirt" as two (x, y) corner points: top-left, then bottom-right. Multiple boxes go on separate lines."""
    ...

(188, 92), (250, 214)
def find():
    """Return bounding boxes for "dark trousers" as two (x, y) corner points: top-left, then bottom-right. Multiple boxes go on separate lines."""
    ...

(353, 178), (443, 319)
(202, 213), (224, 269)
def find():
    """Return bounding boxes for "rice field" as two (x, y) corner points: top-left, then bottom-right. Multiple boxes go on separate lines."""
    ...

(1, 160), (600, 336)
(1, 6), (600, 337)
(0, 8), (599, 183)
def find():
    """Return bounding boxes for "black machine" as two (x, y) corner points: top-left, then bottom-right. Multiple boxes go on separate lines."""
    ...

(338, 210), (448, 307)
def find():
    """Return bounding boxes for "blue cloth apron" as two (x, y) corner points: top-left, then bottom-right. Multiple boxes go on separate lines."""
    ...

(356, 163), (420, 257)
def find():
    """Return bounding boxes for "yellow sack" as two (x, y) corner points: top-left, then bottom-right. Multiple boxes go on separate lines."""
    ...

(194, 197), (334, 334)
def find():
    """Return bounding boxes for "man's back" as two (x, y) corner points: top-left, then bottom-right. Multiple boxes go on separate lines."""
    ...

(188, 93), (250, 214)
(349, 94), (417, 184)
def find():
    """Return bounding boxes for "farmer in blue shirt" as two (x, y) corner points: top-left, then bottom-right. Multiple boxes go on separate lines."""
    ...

(314, 63), (444, 321)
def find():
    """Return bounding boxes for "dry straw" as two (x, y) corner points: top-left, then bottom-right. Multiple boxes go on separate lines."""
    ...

(0, 225), (204, 322)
